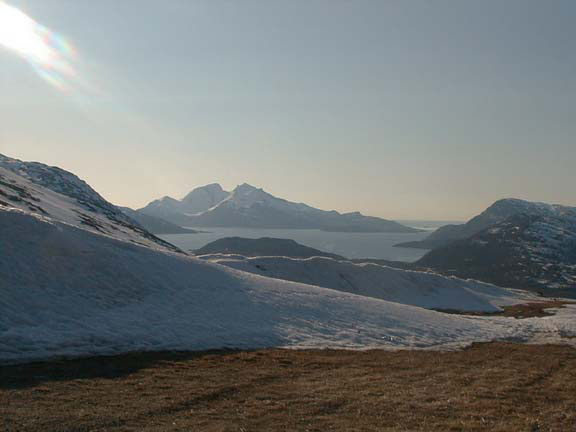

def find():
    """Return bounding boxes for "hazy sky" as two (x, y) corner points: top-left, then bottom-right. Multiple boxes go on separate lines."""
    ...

(1, 0), (575, 220)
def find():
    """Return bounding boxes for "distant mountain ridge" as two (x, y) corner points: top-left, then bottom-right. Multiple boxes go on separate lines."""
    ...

(118, 206), (199, 235)
(140, 183), (419, 233)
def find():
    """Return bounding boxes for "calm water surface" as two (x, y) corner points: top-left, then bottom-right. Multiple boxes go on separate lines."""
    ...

(160, 221), (461, 262)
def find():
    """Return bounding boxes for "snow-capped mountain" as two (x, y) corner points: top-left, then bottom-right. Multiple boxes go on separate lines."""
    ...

(139, 183), (230, 224)
(417, 202), (576, 294)
(142, 182), (419, 232)
(0, 154), (180, 252)
(197, 254), (534, 313)
(181, 183), (231, 213)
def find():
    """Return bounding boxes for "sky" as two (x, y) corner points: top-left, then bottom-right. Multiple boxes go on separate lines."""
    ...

(0, 0), (575, 220)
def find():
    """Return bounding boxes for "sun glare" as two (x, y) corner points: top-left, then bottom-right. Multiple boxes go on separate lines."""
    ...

(0, 1), (77, 91)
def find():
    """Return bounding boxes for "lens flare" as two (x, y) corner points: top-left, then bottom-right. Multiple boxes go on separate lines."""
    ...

(0, 1), (78, 91)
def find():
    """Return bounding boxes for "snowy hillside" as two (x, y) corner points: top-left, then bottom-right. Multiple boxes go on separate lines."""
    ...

(0, 156), (180, 253)
(197, 255), (534, 313)
(4, 206), (573, 365)
(0, 154), (134, 225)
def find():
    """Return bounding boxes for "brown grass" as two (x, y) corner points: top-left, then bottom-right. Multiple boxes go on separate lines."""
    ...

(435, 300), (575, 319)
(2, 342), (576, 431)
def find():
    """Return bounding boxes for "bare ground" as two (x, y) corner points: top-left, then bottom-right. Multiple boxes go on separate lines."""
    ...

(436, 300), (575, 318)
(2, 341), (576, 432)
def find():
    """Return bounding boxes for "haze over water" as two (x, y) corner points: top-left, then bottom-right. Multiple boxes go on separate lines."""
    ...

(160, 221), (459, 262)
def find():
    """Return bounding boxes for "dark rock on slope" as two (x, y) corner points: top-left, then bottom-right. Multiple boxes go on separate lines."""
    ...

(418, 211), (576, 296)
(397, 198), (553, 249)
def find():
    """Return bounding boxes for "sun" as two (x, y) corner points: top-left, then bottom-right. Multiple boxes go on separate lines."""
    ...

(0, 1), (77, 90)
(0, 2), (54, 62)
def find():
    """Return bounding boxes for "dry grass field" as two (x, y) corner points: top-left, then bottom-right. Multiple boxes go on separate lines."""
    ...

(1, 340), (576, 432)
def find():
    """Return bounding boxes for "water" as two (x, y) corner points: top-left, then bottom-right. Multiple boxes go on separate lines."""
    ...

(159, 221), (461, 262)
(397, 220), (462, 231)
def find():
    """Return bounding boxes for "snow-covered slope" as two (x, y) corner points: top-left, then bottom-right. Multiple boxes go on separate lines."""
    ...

(174, 183), (419, 232)
(0, 154), (134, 225)
(197, 255), (534, 313)
(0, 155), (180, 253)
(2, 206), (565, 365)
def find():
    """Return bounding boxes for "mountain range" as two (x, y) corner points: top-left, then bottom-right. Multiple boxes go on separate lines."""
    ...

(139, 183), (419, 233)
(3, 152), (560, 364)
(3, 152), (573, 297)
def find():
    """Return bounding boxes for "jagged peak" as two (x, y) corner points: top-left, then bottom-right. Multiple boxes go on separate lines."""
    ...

(181, 183), (227, 201)
(233, 183), (263, 193)
(204, 182), (224, 190)
(189, 183), (224, 193)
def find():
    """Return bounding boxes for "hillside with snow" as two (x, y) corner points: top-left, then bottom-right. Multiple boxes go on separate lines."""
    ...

(4, 206), (575, 365)
(197, 254), (534, 313)
(0, 154), (180, 253)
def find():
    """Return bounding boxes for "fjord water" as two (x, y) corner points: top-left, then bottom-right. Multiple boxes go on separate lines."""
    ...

(160, 221), (459, 262)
